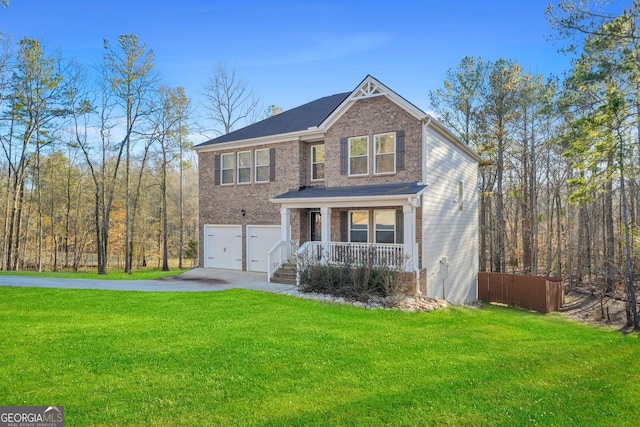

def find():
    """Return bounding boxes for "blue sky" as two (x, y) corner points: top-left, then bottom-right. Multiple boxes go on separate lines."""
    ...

(2, 0), (573, 134)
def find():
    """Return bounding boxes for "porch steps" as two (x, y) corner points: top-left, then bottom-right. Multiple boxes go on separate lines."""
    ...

(270, 262), (297, 285)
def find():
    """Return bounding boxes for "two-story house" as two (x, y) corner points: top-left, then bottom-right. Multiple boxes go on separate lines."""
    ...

(193, 76), (479, 304)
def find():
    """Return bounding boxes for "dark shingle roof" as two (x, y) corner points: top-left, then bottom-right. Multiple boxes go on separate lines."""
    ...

(195, 92), (351, 147)
(272, 182), (427, 201)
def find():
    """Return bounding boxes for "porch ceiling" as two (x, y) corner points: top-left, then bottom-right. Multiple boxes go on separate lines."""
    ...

(270, 182), (426, 208)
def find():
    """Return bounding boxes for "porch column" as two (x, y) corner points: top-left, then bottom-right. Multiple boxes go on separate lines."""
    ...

(320, 206), (331, 261)
(280, 207), (291, 242)
(403, 204), (417, 270)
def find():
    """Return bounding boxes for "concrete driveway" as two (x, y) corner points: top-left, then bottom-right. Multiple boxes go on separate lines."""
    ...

(0, 268), (295, 294)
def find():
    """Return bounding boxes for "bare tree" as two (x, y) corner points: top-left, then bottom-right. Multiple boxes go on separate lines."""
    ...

(202, 64), (261, 135)
(1, 38), (67, 270)
(148, 86), (189, 271)
(102, 34), (158, 274)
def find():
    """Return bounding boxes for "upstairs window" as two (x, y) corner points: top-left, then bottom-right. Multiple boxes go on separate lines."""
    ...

(255, 148), (270, 183)
(374, 132), (396, 174)
(221, 153), (234, 185)
(311, 145), (325, 180)
(237, 151), (251, 184)
(349, 136), (369, 176)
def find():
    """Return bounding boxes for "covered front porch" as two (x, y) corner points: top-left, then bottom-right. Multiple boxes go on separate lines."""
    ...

(267, 182), (427, 286)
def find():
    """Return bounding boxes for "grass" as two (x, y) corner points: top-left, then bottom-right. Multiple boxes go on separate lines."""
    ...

(0, 268), (187, 280)
(0, 288), (638, 426)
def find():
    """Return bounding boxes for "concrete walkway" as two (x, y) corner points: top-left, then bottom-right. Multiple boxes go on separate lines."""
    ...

(0, 268), (295, 294)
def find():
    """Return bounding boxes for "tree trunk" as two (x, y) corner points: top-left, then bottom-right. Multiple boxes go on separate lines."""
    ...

(162, 151), (169, 272)
(178, 140), (184, 270)
(619, 159), (639, 329)
(554, 190), (562, 276)
(604, 162), (615, 293)
(479, 189), (487, 272)
(495, 132), (506, 273)
(124, 133), (132, 274)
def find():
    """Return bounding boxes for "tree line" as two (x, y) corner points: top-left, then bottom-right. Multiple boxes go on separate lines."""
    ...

(429, 1), (639, 328)
(0, 33), (204, 274)
(0, 18), (272, 275)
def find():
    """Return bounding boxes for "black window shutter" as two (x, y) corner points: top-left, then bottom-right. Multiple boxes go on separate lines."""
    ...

(269, 147), (276, 181)
(214, 154), (221, 185)
(396, 209), (404, 244)
(340, 137), (348, 175)
(340, 211), (348, 242)
(396, 130), (405, 170)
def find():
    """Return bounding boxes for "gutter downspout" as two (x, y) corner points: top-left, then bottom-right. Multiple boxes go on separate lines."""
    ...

(417, 117), (432, 295)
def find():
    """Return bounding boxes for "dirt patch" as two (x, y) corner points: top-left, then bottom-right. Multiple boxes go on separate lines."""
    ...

(557, 287), (639, 333)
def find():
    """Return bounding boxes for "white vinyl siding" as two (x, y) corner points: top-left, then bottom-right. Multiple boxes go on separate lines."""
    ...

(348, 136), (368, 176)
(422, 125), (479, 304)
(221, 153), (234, 185)
(237, 151), (251, 184)
(255, 148), (270, 183)
(374, 132), (395, 174)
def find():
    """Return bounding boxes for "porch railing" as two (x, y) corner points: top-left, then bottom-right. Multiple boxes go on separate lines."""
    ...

(297, 241), (406, 270)
(267, 240), (298, 282)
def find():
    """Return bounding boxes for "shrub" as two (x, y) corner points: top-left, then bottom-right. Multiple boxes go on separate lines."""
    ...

(297, 246), (410, 302)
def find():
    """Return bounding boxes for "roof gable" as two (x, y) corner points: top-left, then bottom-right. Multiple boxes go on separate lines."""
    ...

(193, 75), (430, 151)
(319, 75), (426, 130)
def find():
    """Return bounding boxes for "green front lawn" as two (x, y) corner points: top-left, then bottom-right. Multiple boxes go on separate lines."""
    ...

(0, 268), (187, 280)
(0, 288), (638, 426)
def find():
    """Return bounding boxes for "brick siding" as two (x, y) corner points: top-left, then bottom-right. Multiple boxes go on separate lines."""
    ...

(325, 96), (423, 187)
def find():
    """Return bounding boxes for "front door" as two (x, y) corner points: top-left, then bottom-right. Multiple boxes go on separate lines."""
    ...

(310, 211), (322, 241)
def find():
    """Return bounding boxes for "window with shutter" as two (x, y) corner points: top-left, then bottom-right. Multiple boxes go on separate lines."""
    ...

(255, 148), (270, 183)
(237, 151), (251, 184)
(221, 153), (234, 185)
(396, 130), (405, 170)
(374, 210), (395, 243)
(349, 210), (369, 242)
(395, 209), (404, 244)
(340, 211), (348, 242)
(340, 138), (348, 175)
(348, 136), (369, 176)
(214, 154), (220, 186)
(374, 132), (395, 174)
(269, 147), (276, 181)
(311, 145), (325, 180)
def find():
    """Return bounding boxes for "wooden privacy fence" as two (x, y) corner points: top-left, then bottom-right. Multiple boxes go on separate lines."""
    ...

(478, 272), (565, 314)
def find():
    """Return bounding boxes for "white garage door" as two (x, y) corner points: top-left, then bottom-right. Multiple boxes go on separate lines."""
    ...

(246, 225), (281, 272)
(203, 225), (242, 270)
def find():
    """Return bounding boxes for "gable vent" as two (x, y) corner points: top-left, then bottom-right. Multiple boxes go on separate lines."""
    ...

(352, 80), (387, 100)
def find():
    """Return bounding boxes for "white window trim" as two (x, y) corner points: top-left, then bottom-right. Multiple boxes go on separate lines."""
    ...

(255, 148), (270, 183)
(374, 209), (396, 244)
(237, 150), (251, 184)
(373, 132), (396, 175)
(221, 152), (234, 185)
(348, 136), (369, 176)
(311, 145), (325, 181)
(349, 210), (369, 243)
